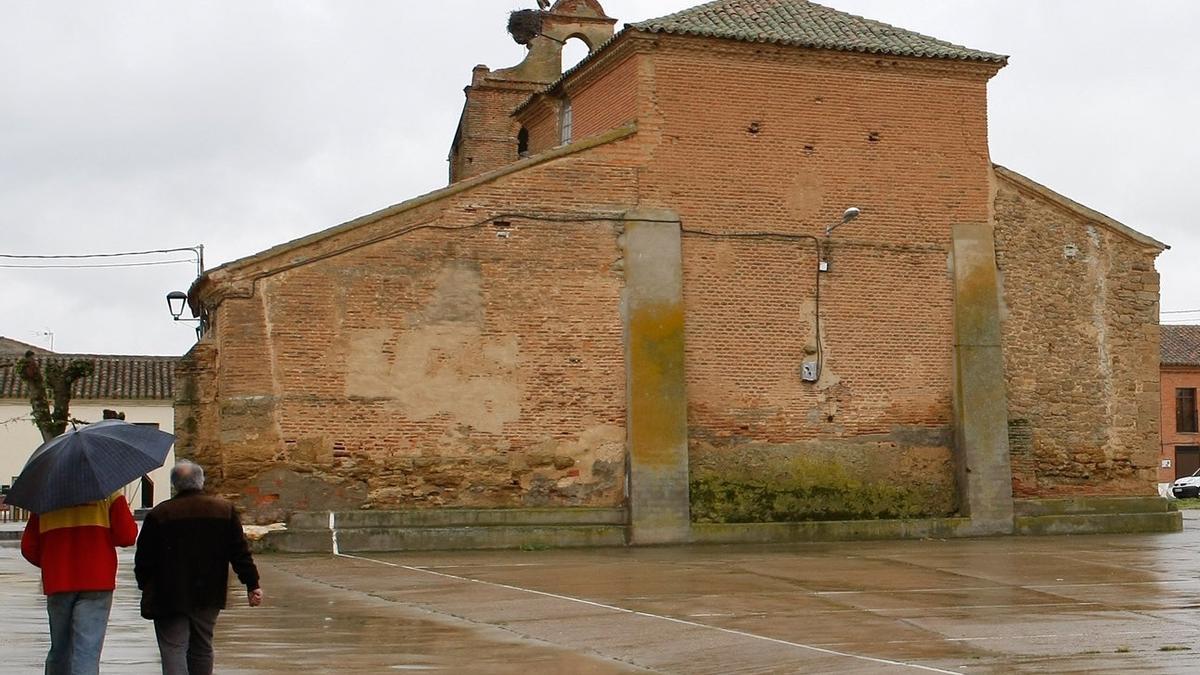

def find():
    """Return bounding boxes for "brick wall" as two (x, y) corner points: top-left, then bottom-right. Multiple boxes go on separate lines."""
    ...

(523, 104), (561, 158)
(569, 53), (639, 142)
(1159, 368), (1200, 484)
(521, 51), (641, 156)
(183, 137), (643, 520)
(183, 26), (1165, 524)
(994, 174), (1162, 497)
(451, 74), (544, 182)
(635, 37), (997, 521)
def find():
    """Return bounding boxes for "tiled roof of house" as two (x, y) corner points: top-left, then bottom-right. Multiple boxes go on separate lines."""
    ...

(1162, 325), (1200, 367)
(0, 353), (177, 401)
(631, 0), (1007, 64)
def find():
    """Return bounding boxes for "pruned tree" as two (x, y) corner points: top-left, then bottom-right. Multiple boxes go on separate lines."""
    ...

(17, 350), (95, 442)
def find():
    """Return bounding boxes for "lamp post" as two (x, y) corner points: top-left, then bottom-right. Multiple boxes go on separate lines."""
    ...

(165, 291), (203, 339)
(165, 245), (206, 339)
(818, 207), (861, 273)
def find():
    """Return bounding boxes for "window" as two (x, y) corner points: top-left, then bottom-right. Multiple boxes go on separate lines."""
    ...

(517, 127), (529, 157)
(560, 98), (573, 145)
(1177, 388), (1198, 433)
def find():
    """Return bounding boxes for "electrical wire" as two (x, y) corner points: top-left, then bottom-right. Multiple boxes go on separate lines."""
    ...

(212, 211), (832, 382)
(0, 259), (196, 270)
(0, 246), (200, 260)
(1162, 309), (1200, 315)
(680, 227), (826, 380)
(250, 211), (632, 280)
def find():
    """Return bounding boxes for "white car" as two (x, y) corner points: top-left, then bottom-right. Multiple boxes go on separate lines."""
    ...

(1172, 470), (1200, 499)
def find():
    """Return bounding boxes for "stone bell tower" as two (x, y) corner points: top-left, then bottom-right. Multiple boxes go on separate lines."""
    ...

(448, 0), (615, 183)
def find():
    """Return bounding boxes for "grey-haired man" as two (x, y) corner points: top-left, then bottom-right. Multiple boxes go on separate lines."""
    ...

(134, 461), (262, 675)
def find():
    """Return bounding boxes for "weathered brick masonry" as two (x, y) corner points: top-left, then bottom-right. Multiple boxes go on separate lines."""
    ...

(637, 38), (993, 522)
(1159, 343), (1200, 486)
(178, 0), (1169, 531)
(182, 133), (645, 520)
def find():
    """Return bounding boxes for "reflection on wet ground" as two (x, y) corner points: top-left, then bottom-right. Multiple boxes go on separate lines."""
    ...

(4, 513), (1200, 673)
(0, 545), (632, 674)
(217, 555), (637, 674)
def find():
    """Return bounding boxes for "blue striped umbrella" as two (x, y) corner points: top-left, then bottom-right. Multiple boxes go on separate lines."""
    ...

(7, 419), (174, 513)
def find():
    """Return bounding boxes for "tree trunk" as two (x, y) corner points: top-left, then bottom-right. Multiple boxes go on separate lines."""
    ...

(16, 351), (95, 443)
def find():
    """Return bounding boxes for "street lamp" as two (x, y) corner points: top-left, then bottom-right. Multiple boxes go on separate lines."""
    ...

(165, 291), (191, 320)
(165, 245), (206, 339)
(817, 207), (861, 274)
(824, 207), (861, 237)
(165, 290), (205, 339)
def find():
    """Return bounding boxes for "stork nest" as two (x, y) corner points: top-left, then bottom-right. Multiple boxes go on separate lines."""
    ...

(508, 9), (546, 45)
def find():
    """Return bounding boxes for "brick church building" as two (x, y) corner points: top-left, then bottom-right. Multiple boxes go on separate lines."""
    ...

(176, 0), (1176, 547)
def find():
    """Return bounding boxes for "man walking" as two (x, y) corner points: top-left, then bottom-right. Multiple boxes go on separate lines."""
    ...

(134, 460), (263, 675)
(21, 491), (139, 674)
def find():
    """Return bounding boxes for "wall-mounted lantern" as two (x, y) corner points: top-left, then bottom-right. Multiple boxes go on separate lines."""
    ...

(166, 291), (190, 320)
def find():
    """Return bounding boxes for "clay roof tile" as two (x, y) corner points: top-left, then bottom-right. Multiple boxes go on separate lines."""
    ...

(631, 0), (1007, 64)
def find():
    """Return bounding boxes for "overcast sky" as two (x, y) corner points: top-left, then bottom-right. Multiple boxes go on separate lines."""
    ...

(2, 0), (1196, 356)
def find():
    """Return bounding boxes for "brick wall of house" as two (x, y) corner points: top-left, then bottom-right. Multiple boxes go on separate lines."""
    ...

(523, 103), (561, 158)
(635, 37), (998, 521)
(569, 52), (640, 141)
(994, 175), (1161, 497)
(1158, 368), (1200, 484)
(183, 137), (644, 520)
(522, 51), (641, 156)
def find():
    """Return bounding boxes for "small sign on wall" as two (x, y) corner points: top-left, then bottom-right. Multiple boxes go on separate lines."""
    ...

(1162, 459), (1173, 468)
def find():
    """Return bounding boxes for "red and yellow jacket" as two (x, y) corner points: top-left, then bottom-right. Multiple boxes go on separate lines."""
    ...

(21, 493), (138, 595)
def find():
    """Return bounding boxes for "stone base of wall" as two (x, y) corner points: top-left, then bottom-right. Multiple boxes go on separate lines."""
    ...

(260, 507), (628, 553)
(256, 497), (1181, 552)
(1012, 496), (1181, 535)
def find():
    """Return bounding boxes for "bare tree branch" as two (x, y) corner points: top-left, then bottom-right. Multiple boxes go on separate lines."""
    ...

(16, 351), (94, 442)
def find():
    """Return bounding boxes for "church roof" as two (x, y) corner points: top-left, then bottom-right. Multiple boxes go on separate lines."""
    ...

(631, 0), (1006, 64)
(513, 0), (1007, 115)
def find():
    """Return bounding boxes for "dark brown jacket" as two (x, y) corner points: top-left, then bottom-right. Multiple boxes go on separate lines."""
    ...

(134, 490), (259, 619)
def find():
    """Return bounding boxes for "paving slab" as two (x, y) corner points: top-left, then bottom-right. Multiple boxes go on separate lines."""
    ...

(4, 512), (1200, 672)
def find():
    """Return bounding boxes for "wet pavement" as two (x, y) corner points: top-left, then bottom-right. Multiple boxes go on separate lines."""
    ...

(5, 514), (1200, 673)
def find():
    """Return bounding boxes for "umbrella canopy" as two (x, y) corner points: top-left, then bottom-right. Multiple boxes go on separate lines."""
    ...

(6, 419), (175, 514)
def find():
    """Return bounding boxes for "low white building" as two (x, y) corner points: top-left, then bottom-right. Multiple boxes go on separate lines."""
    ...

(0, 338), (177, 511)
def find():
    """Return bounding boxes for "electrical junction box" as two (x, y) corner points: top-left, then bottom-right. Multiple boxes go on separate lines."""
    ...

(801, 361), (819, 382)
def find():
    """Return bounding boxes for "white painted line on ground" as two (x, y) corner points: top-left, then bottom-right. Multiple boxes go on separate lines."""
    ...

(419, 563), (547, 569)
(334, 552), (961, 675)
(809, 627), (1200, 648)
(813, 579), (1199, 595)
(799, 601), (1103, 614)
(683, 602), (1099, 620)
(329, 511), (340, 556)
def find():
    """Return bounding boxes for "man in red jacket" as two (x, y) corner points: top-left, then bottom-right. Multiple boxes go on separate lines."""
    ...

(21, 491), (139, 675)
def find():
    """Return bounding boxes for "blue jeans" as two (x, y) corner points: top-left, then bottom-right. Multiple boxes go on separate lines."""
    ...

(45, 591), (114, 675)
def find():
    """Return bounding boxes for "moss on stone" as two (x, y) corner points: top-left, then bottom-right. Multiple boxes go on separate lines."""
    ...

(690, 457), (955, 523)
